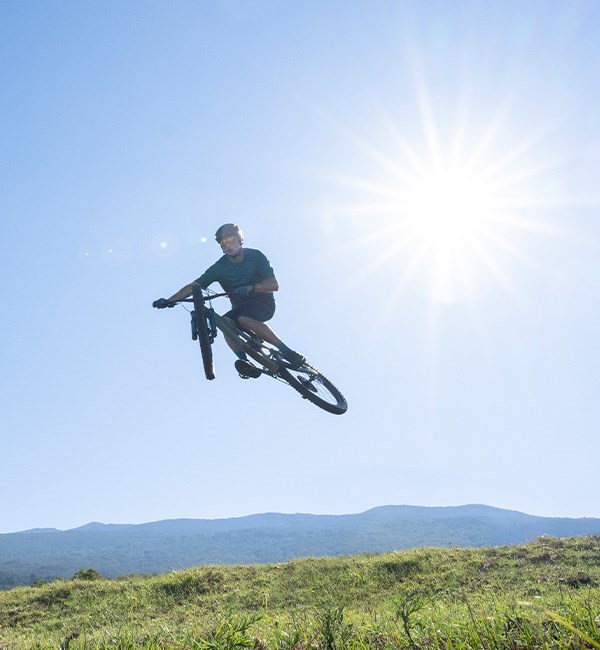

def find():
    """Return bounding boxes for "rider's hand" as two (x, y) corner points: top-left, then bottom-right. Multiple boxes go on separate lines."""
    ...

(153, 298), (171, 309)
(235, 285), (255, 297)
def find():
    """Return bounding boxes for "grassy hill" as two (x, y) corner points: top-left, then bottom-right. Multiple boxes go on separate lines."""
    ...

(0, 536), (598, 649)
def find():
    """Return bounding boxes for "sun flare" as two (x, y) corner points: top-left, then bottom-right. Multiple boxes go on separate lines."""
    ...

(394, 165), (506, 302)
(317, 105), (557, 304)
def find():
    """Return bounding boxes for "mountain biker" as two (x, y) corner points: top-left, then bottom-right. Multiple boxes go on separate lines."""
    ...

(153, 223), (305, 379)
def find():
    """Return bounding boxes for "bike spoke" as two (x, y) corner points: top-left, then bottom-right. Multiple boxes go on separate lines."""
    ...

(285, 367), (344, 408)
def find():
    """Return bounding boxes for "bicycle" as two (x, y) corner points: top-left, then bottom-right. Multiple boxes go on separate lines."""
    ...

(154, 284), (347, 415)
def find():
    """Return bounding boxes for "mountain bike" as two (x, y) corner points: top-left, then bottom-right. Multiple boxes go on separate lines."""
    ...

(154, 285), (347, 415)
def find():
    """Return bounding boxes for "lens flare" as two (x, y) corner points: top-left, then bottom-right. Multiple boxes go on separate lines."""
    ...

(312, 105), (562, 305)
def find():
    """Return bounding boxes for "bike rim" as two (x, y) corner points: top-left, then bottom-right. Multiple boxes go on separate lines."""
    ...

(284, 366), (345, 410)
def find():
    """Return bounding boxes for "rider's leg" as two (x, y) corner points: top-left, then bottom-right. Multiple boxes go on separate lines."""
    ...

(223, 316), (262, 379)
(238, 316), (305, 368)
(223, 317), (249, 360)
(237, 316), (280, 346)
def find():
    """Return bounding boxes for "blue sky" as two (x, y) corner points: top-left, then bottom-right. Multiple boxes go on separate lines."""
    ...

(2, 0), (599, 534)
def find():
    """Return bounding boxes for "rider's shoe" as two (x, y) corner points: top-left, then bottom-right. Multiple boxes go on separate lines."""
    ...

(281, 348), (306, 370)
(235, 359), (262, 379)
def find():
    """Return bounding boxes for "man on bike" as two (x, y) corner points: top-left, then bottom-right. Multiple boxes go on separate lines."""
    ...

(153, 223), (304, 379)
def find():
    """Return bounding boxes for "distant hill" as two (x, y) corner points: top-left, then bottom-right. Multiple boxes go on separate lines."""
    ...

(1, 504), (599, 589)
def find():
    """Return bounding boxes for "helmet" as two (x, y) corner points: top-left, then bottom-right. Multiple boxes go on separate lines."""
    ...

(215, 223), (243, 244)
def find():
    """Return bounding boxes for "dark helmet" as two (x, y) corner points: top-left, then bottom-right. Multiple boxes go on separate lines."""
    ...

(215, 223), (243, 244)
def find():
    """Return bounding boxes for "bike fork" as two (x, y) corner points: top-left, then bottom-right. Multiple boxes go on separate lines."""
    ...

(190, 311), (198, 340)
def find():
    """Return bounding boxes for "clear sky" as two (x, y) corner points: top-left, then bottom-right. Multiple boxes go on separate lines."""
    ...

(2, 1), (599, 534)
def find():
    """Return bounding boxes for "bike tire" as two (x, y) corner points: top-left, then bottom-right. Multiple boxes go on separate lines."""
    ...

(278, 362), (347, 415)
(192, 288), (215, 381)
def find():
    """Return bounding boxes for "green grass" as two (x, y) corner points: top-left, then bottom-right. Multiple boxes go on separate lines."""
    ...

(0, 536), (598, 649)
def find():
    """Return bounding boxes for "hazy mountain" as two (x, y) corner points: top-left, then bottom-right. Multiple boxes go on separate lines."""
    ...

(1, 504), (599, 589)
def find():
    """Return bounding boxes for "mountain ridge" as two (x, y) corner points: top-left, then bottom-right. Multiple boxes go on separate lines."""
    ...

(2, 504), (599, 589)
(3, 504), (558, 536)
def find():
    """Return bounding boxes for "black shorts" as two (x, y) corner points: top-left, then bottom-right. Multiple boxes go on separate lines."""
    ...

(223, 294), (276, 323)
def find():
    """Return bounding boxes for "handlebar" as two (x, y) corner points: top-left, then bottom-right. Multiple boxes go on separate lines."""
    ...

(153, 291), (232, 309)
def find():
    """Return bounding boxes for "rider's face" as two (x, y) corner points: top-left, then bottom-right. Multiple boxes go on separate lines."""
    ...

(219, 235), (242, 257)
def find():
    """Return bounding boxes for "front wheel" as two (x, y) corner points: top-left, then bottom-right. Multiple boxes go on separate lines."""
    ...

(195, 310), (215, 380)
(278, 363), (347, 415)
(192, 286), (215, 381)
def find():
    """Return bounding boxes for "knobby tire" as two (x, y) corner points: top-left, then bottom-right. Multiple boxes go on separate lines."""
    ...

(192, 289), (215, 381)
(278, 363), (347, 415)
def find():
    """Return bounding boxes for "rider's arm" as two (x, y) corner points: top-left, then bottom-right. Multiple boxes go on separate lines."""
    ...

(254, 276), (279, 293)
(166, 282), (197, 303)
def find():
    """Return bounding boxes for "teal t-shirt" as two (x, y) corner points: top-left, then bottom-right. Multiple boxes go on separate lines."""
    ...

(196, 248), (275, 300)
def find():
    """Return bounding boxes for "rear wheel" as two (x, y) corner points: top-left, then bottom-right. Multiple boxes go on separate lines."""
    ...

(192, 288), (215, 380)
(278, 363), (347, 414)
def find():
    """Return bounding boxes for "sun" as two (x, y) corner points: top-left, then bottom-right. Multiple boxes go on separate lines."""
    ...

(397, 163), (506, 302)
(405, 170), (492, 243)
(314, 106), (556, 305)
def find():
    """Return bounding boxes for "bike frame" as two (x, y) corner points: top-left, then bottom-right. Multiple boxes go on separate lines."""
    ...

(161, 284), (347, 414)
(177, 286), (283, 375)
